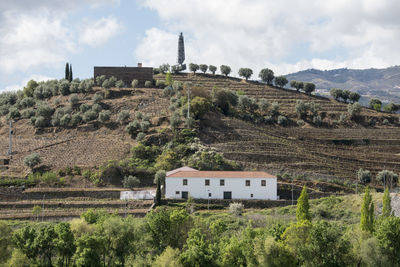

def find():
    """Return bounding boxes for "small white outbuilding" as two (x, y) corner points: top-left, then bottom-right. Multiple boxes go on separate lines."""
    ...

(165, 169), (277, 200)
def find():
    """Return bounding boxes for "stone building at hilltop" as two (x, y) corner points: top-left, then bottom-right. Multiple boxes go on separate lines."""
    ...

(93, 63), (153, 87)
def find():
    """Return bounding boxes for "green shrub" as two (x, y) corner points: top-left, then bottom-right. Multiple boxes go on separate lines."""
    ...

(125, 120), (141, 136)
(24, 153), (41, 169)
(115, 80), (124, 88)
(70, 113), (82, 126)
(156, 80), (166, 88)
(144, 81), (152, 88)
(36, 104), (53, 118)
(357, 168), (371, 184)
(69, 81), (80, 93)
(7, 107), (20, 120)
(83, 110), (97, 122)
(229, 202), (244, 216)
(140, 121), (151, 132)
(96, 75), (107, 86)
(131, 79), (139, 88)
(271, 102), (280, 116)
(34, 116), (47, 127)
(79, 103), (91, 113)
(21, 109), (35, 119)
(313, 115), (322, 126)
(117, 110), (130, 124)
(123, 175), (140, 188)
(277, 115), (287, 126)
(348, 103), (362, 119)
(92, 93), (103, 103)
(172, 81), (183, 91)
(297, 119), (305, 126)
(60, 114), (71, 126)
(98, 110), (111, 123)
(20, 97), (35, 108)
(136, 132), (146, 142)
(69, 94), (79, 105)
(59, 80), (70, 95)
(92, 103), (102, 113)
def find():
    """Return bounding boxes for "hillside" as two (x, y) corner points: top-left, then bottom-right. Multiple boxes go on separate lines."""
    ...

(285, 66), (400, 103)
(0, 73), (399, 187)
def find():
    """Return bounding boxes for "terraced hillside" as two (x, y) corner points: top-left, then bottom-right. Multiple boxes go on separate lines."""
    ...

(163, 73), (400, 183)
(166, 73), (391, 121)
(0, 73), (398, 185)
(200, 113), (400, 182)
(0, 88), (170, 178)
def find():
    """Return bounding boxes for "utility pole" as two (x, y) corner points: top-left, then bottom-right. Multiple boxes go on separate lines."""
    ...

(7, 120), (13, 155)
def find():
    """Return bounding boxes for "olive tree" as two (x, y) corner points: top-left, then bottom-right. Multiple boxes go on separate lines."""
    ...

(220, 65), (231, 77)
(209, 65), (217, 75)
(238, 68), (253, 81)
(304, 83), (316, 95)
(259, 68), (274, 85)
(24, 153), (41, 170)
(199, 64), (208, 73)
(275, 76), (288, 88)
(189, 63), (199, 74)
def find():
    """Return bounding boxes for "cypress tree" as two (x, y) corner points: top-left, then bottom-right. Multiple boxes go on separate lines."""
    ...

(381, 187), (392, 217)
(360, 187), (374, 233)
(155, 179), (161, 206)
(65, 63), (69, 80)
(296, 185), (311, 221)
(68, 64), (73, 82)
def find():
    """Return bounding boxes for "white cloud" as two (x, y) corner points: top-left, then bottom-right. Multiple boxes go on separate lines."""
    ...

(0, 0), (121, 74)
(3, 74), (55, 92)
(80, 17), (123, 47)
(137, 0), (400, 75)
(0, 13), (75, 73)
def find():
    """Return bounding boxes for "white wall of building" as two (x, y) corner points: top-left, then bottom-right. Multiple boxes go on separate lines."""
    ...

(165, 177), (277, 200)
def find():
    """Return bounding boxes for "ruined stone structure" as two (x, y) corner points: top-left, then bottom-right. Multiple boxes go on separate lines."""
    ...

(94, 64), (153, 87)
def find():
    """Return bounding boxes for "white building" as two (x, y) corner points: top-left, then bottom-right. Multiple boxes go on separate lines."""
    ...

(165, 170), (277, 200)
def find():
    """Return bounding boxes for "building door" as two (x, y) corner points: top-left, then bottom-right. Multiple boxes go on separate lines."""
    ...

(181, 191), (188, 199)
(223, 191), (232, 199)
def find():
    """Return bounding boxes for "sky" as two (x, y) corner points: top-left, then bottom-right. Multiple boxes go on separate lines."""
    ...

(1, 0), (400, 92)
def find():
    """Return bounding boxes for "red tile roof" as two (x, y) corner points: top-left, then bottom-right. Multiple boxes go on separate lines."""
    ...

(167, 171), (276, 179)
(166, 166), (198, 176)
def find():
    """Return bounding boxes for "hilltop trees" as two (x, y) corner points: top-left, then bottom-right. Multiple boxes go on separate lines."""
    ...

(238, 68), (253, 81)
(304, 82), (315, 95)
(189, 63), (199, 74)
(209, 65), (217, 75)
(220, 65), (231, 77)
(259, 68), (274, 85)
(331, 88), (361, 103)
(274, 76), (288, 88)
(65, 63), (70, 80)
(290, 81), (304, 92)
(370, 98), (382, 111)
(199, 64), (208, 74)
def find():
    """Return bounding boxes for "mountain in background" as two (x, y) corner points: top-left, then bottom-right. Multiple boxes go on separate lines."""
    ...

(285, 66), (400, 104)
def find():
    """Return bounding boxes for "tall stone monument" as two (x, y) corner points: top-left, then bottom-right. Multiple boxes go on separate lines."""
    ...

(177, 32), (185, 65)
(172, 32), (186, 72)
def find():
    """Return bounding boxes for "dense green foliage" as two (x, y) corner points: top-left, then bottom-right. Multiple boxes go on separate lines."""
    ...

(360, 187), (374, 233)
(296, 186), (311, 221)
(2, 192), (400, 266)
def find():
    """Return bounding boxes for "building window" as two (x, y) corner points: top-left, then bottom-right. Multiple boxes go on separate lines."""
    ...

(220, 179), (225, 186)
(261, 180), (266, 186)
(176, 191), (180, 195)
(208, 193), (212, 197)
(245, 180), (250, 186)
(205, 179), (210, 186)
(183, 179), (188, 185)
(251, 194), (253, 198)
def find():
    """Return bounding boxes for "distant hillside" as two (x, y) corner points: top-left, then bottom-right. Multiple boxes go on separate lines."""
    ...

(285, 66), (400, 103)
